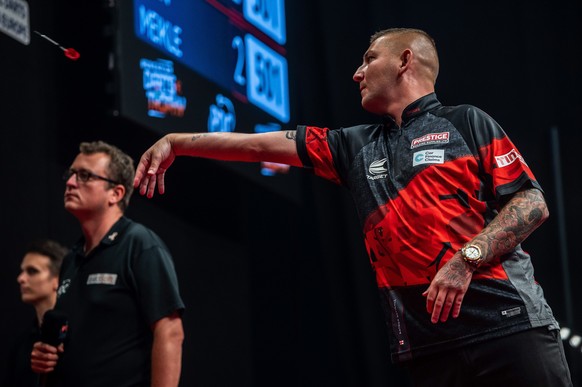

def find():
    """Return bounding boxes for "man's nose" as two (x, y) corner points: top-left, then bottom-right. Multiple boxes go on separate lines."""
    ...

(65, 173), (78, 187)
(353, 65), (364, 82)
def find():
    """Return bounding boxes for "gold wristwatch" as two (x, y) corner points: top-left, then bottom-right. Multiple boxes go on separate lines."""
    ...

(461, 244), (483, 268)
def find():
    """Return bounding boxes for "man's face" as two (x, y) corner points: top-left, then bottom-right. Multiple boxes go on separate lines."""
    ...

(64, 153), (115, 216)
(353, 36), (400, 115)
(17, 253), (57, 306)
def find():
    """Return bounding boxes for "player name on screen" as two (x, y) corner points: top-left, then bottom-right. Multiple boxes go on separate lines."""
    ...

(135, 0), (289, 123)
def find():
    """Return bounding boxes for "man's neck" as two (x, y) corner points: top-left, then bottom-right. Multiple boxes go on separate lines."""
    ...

(78, 210), (123, 254)
(388, 89), (434, 127)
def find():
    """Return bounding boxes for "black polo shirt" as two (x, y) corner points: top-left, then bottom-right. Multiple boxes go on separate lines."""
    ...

(53, 216), (184, 387)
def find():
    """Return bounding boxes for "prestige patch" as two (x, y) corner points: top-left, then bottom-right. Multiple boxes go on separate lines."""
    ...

(410, 132), (449, 149)
(413, 149), (445, 166)
(87, 273), (118, 285)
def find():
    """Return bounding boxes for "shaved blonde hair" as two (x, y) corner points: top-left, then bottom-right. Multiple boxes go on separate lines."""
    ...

(371, 28), (439, 84)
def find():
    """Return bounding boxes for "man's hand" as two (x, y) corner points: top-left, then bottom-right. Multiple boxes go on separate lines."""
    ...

(134, 130), (302, 199)
(422, 188), (549, 324)
(31, 341), (63, 374)
(422, 254), (474, 323)
(134, 135), (176, 198)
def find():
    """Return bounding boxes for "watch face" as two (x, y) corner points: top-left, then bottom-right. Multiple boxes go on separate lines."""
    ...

(464, 246), (481, 260)
(462, 245), (482, 267)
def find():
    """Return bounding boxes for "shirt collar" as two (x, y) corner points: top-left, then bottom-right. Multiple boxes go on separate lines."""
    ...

(72, 216), (130, 257)
(382, 92), (441, 128)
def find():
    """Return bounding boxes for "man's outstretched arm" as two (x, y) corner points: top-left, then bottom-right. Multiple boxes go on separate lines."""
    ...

(134, 131), (301, 198)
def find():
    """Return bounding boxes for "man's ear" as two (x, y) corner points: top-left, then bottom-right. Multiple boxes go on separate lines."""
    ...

(51, 276), (59, 291)
(109, 184), (126, 206)
(400, 49), (413, 69)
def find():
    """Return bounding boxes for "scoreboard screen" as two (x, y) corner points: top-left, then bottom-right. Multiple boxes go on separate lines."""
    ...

(111, 0), (299, 198)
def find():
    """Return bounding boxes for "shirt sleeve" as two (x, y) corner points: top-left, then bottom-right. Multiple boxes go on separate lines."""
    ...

(462, 106), (543, 199)
(296, 125), (342, 185)
(132, 244), (185, 325)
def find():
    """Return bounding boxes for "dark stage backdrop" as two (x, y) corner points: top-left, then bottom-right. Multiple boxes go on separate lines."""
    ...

(1, 1), (580, 386)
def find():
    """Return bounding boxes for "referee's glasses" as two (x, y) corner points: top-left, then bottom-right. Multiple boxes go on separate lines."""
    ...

(63, 168), (120, 185)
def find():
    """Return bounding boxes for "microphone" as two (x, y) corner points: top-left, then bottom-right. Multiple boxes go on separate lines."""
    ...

(38, 310), (68, 387)
(40, 310), (68, 346)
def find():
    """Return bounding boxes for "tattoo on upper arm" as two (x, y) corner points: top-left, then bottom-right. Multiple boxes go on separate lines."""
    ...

(285, 131), (296, 141)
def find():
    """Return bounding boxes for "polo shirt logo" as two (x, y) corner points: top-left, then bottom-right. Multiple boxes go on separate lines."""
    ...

(495, 149), (527, 168)
(410, 132), (450, 149)
(367, 158), (388, 180)
(369, 158), (387, 175)
(57, 279), (71, 297)
(412, 149), (445, 166)
(500, 306), (522, 318)
(87, 273), (118, 285)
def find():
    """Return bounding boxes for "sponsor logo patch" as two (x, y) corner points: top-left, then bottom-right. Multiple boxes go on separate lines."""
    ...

(87, 273), (118, 285)
(410, 132), (450, 149)
(57, 279), (71, 297)
(495, 149), (527, 168)
(367, 158), (388, 180)
(500, 306), (522, 318)
(413, 149), (445, 166)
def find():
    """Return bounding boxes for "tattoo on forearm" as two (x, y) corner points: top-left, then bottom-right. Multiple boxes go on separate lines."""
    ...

(191, 133), (210, 142)
(285, 131), (296, 141)
(473, 188), (548, 262)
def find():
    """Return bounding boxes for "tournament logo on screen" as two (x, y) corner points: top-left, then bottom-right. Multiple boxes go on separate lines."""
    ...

(140, 58), (187, 118)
